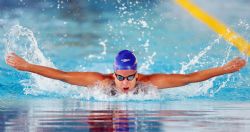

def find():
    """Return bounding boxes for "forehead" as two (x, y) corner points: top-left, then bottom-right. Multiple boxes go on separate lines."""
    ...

(115, 70), (137, 76)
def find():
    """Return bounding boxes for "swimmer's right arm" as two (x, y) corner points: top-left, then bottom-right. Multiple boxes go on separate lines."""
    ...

(5, 53), (109, 87)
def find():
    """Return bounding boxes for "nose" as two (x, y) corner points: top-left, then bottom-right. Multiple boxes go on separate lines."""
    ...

(122, 79), (129, 85)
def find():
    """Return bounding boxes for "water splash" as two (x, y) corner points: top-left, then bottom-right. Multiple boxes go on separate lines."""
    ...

(179, 37), (220, 74)
(162, 36), (228, 98)
(4, 25), (160, 101)
(139, 52), (156, 72)
(2, 27), (248, 101)
(212, 43), (233, 95)
(3, 0), (249, 100)
(86, 39), (108, 60)
(238, 19), (250, 31)
(5, 25), (79, 96)
(86, 81), (160, 101)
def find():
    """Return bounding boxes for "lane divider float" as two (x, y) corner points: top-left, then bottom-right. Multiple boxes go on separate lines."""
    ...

(175, 0), (250, 56)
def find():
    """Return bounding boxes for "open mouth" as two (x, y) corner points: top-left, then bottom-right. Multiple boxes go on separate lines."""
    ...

(123, 87), (129, 91)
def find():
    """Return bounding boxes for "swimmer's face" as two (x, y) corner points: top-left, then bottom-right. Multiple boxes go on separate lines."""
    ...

(113, 70), (138, 93)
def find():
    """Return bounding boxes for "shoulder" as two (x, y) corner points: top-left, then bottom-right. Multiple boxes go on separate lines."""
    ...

(78, 72), (113, 80)
(138, 73), (173, 81)
(103, 73), (113, 80)
(137, 73), (153, 82)
(73, 72), (113, 83)
(97, 73), (114, 84)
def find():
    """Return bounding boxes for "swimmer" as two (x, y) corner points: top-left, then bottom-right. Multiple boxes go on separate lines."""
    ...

(5, 50), (246, 94)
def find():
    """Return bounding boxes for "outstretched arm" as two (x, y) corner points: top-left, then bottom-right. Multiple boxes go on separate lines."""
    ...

(139, 57), (247, 89)
(5, 53), (110, 87)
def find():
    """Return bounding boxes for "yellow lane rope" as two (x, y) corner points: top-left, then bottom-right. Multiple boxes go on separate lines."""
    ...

(175, 0), (250, 56)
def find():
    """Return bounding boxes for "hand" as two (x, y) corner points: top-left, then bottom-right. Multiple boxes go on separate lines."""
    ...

(5, 53), (30, 71)
(222, 57), (247, 73)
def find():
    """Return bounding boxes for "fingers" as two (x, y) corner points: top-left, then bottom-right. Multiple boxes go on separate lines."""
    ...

(6, 53), (14, 60)
(233, 56), (244, 60)
(10, 52), (18, 57)
(6, 55), (15, 62)
(236, 57), (247, 61)
(233, 57), (245, 63)
(5, 53), (18, 67)
(234, 58), (246, 70)
(6, 53), (21, 62)
(237, 57), (246, 64)
(223, 57), (247, 72)
(8, 52), (16, 57)
(233, 57), (246, 65)
(6, 57), (15, 66)
(6, 52), (19, 59)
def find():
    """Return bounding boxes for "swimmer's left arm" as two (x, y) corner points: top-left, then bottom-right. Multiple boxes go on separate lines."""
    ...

(139, 57), (246, 89)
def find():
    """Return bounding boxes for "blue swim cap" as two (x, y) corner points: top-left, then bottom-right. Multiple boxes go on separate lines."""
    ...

(114, 50), (137, 71)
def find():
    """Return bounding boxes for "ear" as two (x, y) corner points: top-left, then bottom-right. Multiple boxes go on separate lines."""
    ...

(136, 73), (139, 81)
(136, 73), (139, 78)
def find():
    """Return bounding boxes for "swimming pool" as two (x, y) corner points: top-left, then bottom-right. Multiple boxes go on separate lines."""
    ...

(0, 0), (250, 131)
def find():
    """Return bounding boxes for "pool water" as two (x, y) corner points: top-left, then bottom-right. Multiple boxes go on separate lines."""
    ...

(0, 0), (250, 131)
(1, 98), (250, 132)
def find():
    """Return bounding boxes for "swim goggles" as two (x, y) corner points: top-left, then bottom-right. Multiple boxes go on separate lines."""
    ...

(114, 72), (137, 81)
